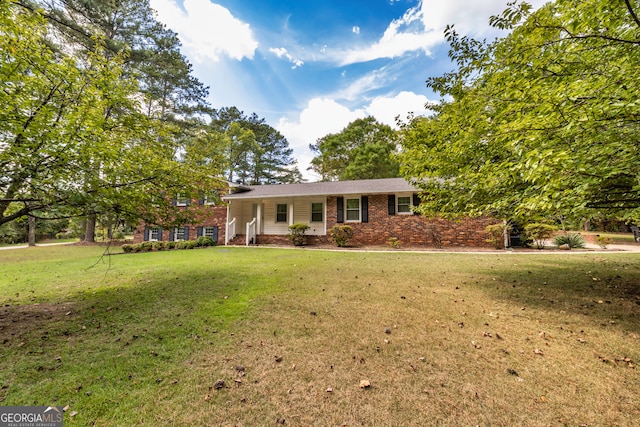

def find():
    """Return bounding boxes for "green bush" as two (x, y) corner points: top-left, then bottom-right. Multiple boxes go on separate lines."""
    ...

(554, 233), (586, 249)
(288, 223), (310, 246)
(195, 236), (215, 247)
(140, 241), (153, 252)
(329, 225), (353, 247)
(595, 235), (614, 249)
(152, 241), (166, 251)
(122, 244), (133, 253)
(167, 241), (176, 249)
(485, 223), (511, 249)
(523, 223), (557, 249)
(386, 237), (401, 249)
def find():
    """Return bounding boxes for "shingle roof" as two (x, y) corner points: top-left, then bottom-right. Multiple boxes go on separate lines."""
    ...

(223, 178), (417, 200)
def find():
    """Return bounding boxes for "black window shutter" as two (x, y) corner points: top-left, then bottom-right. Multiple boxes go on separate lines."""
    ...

(158, 229), (163, 241)
(388, 195), (396, 215)
(361, 196), (369, 223)
(143, 226), (149, 241)
(336, 197), (344, 223)
(169, 229), (174, 241)
(413, 193), (421, 215)
(184, 226), (189, 240)
(213, 226), (219, 243)
(199, 192), (204, 205)
(197, 226), (203, 237)
(171, 198), (176, 206)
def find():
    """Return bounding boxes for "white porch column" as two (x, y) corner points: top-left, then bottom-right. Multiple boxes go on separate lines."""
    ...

(288, 202), (294, 225)
(257, 202), (262, 235)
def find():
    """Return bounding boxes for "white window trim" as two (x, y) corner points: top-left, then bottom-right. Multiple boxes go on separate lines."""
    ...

(149, 227), (160, 242)
(396, 194), (413, 215)
(176, 193), (188, 207)
(203, 191), (218, 205)
(203, 226), (217, 238)
(311, 202), (324, 223)
(174, 227), (186, 241)
(345, 196), (361, 222)
(276, 203), (288, 223)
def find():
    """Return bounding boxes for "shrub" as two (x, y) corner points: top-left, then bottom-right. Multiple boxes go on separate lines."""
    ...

(167, 241), (176, 249)
(122, 244), (133, 253)
(195, 236), (215, 247)
(113, 230), (125, 240)
(329, 225), (353, 247)
(485, 223), (511, 249)
(140, 241), (153, 252)
(185, 240), (197, 249)
(523, 223), (557, 249)
(554, 233), (586, 249)
(386, 237), (401, 249)
(595, 235), (614, 249)
(288, 223), (310, 246)
(152, 241), (166, 251)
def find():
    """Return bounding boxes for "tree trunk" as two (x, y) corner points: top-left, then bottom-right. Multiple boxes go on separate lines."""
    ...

(84, 213), (96, 242)
(28, 215), (36, 247)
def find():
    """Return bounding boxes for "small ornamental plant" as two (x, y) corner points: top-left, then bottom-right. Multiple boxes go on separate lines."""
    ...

(288, 223), (310, 246)
(595, 235), (614, 249)
(523, 223), (557, 249)
(329, 225), (353, 247)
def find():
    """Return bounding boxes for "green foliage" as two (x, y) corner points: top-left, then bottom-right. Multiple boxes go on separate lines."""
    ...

(288, 223), (310, 246)
(202, 107), (302, 184)
(122, 244), (133, 253)
(399, 0), (640, 223)
(554, 233), (586, 249)
(329, 225), (354, 247)
(310, 117), (400, 181)
(386, 237), (402, 249)
(195, 236), (216, 247)
(485, 223), (511, 249)
(523, 223), (557, 249)
(595, 235), (614, 249)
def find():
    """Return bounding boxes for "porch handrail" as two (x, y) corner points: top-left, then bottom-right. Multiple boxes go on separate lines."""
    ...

(246, 217), (257, 246)
(226, 217), (236, 245)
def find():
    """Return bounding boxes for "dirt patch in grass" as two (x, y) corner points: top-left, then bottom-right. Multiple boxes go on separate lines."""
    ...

(0, 302), (76, 343)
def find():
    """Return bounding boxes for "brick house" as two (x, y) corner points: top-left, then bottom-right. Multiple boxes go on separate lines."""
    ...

(134, 178), (497, 247)
(222, 178), (497, 247)
(133, 192), (228, 244)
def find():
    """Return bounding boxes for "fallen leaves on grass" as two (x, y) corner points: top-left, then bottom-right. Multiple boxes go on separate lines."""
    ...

(359, 380), (371, 389)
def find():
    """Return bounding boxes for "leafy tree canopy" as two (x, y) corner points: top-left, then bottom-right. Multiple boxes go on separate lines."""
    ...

(310, 116), (400, 181)
(399, 0), (640, 223)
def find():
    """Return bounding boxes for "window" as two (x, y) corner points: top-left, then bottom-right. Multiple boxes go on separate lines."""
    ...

(203, 191), (218, 205)
(397, 196), (411, 214)
(346, 198), (360, 222)
(149, 227), (161, 241)
(174, 227), (186, 241)
(175, 194), (189, 206)
(203, 227), (217, 239)
(276, 204), (287, 223)
(311, 203), (323, 222)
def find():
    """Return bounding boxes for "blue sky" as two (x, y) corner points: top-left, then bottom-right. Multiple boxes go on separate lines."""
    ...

(149, 0), (547, 180)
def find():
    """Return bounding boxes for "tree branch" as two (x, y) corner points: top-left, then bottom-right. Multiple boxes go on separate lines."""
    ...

(625, 0), (640, 28)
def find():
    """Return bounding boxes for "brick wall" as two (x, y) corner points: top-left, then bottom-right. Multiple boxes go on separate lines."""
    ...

(133, 205), (227, 244)
(324, 195), (498, 248)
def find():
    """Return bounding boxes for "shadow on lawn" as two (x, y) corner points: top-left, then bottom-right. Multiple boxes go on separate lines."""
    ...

(0, 263), (275, 347)
(479, 255), (640, 330)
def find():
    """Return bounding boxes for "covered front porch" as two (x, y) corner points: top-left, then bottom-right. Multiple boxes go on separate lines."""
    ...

(224, 196), (327, 245)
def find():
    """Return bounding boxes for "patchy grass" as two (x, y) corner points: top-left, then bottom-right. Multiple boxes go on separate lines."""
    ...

(1, 246), (639, 426)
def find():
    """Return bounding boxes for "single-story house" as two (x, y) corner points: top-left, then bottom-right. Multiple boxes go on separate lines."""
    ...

(221, 178), (496, 247)
(133, 178), (498, 248)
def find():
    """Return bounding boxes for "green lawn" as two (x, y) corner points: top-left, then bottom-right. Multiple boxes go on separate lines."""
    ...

(1, 246), (639, 425)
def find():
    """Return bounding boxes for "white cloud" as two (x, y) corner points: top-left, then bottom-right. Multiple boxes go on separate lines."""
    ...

(419, 0), (547, 36)
(352, 26), (360, 35)
(268, 47), (304, 69)
(150, 0), (258, 62)
(326, 0), (549, 66)
(276, 92), (433, 181)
